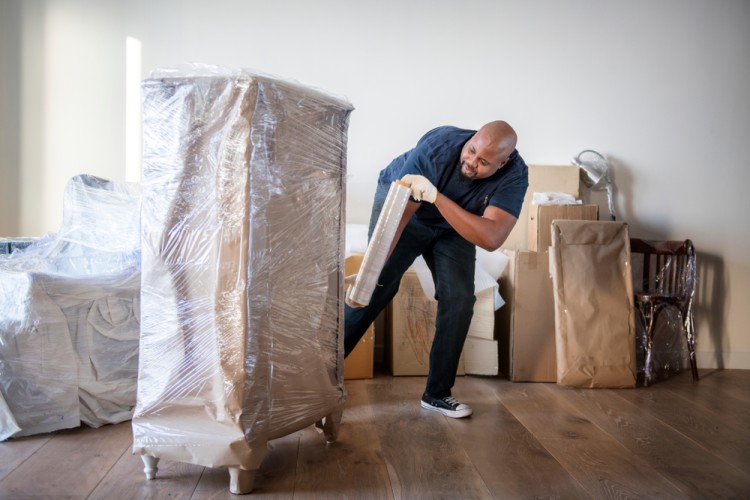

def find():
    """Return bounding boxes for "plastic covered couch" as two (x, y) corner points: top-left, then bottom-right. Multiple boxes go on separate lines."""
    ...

(0, 175), (142, 440)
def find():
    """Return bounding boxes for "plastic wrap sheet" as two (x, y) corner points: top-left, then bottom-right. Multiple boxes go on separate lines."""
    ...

(0, 391), (20, 439)
(0, 273), (79, 439)
(631, 251), (696, 383)
(636, 307), (692, 380)
(347, 181), (410, 307)
(132, 66), (353, 471)
(0, 175), (142, 440)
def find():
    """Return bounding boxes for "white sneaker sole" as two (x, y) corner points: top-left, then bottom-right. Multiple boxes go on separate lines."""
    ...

(420, 400), (473, 418)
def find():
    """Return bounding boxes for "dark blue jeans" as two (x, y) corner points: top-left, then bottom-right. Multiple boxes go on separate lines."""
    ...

(345, 200), (476, 398)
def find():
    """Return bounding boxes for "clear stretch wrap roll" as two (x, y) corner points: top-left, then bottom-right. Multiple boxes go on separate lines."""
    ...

(348, 181), (411, 306)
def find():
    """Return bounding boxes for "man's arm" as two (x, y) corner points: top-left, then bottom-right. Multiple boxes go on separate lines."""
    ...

(433, 194), (517, 251)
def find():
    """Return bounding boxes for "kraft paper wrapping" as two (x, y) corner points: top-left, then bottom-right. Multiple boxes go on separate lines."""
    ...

(549, 220), (636, 388)
(132, 67), (353, 471)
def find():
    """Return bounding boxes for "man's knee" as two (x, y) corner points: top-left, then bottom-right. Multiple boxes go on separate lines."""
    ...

(438, 286), (476, 310)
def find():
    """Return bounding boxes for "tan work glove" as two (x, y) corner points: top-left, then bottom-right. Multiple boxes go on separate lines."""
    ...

(401, 174), (438, 203)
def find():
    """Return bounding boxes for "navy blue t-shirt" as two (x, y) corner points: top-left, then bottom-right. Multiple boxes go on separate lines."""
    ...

(375, 126), (529, 229)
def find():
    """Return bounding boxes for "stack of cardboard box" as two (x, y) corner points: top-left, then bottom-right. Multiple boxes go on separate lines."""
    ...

(495, 166), (599, 382)
(386, 269), (498, 376)
(387, 270), (465, 376)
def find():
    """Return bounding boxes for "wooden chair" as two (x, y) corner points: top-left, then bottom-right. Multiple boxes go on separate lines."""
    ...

(630, 239), (699, 386)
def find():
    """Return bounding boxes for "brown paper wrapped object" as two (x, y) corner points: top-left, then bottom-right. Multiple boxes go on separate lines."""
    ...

(549, 220), (635, 388)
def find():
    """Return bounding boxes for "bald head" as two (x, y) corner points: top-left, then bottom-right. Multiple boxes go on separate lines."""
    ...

(478, 120), (517, 159)
(459, 120), (518, 180)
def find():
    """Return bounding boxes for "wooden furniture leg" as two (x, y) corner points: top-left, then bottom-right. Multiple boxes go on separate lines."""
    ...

(228, 467), (256, 495)
(141, 455), (159, 480)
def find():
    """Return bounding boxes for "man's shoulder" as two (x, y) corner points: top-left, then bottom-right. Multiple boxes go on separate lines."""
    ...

(419, 125), (474, 144)
(506, 150), (529, 180)
(414, 126), (474, 165)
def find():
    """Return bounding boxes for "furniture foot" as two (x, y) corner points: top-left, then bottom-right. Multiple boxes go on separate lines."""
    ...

(141, 455), (160, 480)
(315, 408), (343, 446)
(228, 467), (255, 495)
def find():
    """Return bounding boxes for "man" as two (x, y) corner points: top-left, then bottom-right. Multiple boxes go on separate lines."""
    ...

(345, 121), (528, 418)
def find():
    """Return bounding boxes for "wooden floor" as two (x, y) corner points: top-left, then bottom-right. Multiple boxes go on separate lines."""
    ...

(2, 369), (749, 499)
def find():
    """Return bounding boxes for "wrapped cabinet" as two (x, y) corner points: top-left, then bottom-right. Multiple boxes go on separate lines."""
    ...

(132, 68), (353, 493)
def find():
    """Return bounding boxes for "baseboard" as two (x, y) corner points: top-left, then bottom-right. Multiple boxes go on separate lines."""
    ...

(696, 351), (750, 370)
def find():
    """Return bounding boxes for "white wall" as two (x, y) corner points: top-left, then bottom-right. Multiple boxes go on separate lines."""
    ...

(3, 0), (749, 368)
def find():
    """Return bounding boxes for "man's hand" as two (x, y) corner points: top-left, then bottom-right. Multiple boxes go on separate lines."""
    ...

(401, 174), (437, 203)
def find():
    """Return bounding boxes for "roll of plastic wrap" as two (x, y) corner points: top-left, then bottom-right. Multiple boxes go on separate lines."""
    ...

(347, 181), (411, 307)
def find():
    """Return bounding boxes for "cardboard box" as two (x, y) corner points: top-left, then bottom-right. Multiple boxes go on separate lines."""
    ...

(495, 250), (557, 382)
(386, 264), (498, 376)
(464, 337), (499, 376)
(387, 271), (466, 376)
(528, 204), (599, 253)
(344, 327), (375, 380)
(549, 220), (635, 388)
(344, 255), (375, 380)
(464, 287), (498, 375)
(502, 165), (580, 251)
(466, 286), (495, 341)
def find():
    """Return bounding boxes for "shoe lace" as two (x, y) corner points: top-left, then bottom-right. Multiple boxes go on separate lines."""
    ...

(443, 396), (460, 406)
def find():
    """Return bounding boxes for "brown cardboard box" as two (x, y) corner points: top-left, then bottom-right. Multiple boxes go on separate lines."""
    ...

(528, 204), (599, 253)
(344, 255), (374, 380)
(386, 270), (498, 376)
(387, 271), (466, 376)
(496, 250), (557, 382)
(466, 286), (495, 341)
(344, 327), (374, 380)
(549, 220), (635, 388)
(464, 337), (499, 376)
(464, 286), (498, 374)
(502, 165), (580, 251)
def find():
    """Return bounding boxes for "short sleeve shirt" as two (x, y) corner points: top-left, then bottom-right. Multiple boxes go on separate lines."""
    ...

(375, 126), (529, 229)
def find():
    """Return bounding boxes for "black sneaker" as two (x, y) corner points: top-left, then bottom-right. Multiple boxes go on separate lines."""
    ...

(420, 393), (473, 418)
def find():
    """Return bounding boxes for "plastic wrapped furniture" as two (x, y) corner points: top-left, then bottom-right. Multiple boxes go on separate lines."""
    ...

(0, 175), (142, 440)
(630, 238), (698, 386)
(132, 67), (353, 494)
(0, 238), (36, 255)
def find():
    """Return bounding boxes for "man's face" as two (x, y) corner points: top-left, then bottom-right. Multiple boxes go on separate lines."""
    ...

(459, 130), (508, 180)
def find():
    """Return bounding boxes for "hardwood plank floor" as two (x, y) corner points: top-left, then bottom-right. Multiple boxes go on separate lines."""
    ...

(1, 369), (749, 499)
